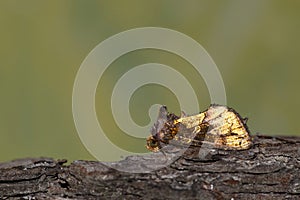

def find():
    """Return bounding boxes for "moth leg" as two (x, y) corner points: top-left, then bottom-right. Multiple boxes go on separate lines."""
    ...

(192, 125), (201, 133)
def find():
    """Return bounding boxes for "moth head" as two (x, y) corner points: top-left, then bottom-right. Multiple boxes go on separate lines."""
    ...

(146, 135), (160, 152)
(146, 106), (168, 152)
(147, 105), (182, 152)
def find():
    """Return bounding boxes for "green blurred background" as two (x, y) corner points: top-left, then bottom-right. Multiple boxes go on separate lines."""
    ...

(1, 0), (299, 162)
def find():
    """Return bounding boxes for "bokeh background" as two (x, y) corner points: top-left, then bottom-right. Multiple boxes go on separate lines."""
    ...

(1, 0), (299, 162)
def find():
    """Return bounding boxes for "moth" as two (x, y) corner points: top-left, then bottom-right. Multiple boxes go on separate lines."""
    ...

(146, 104), (252, 152)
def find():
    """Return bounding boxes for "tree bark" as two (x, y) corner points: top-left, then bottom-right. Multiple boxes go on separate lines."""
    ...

(1, 135), (300, 199)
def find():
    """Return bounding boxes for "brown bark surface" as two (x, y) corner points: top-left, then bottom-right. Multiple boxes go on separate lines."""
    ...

(1, 135), (300, 199)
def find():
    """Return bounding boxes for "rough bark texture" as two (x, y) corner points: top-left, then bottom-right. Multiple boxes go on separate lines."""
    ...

(1, 135), (300, 199)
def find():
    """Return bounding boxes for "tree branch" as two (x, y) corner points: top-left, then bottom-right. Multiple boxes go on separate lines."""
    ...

(1, 135), (300, 199)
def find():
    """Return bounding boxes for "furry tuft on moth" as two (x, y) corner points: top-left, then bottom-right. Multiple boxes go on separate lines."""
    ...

(146, 105), (252, 152)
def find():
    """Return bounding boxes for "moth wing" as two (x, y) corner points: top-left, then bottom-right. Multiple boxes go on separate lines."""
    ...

(203, 105), (252, 150)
